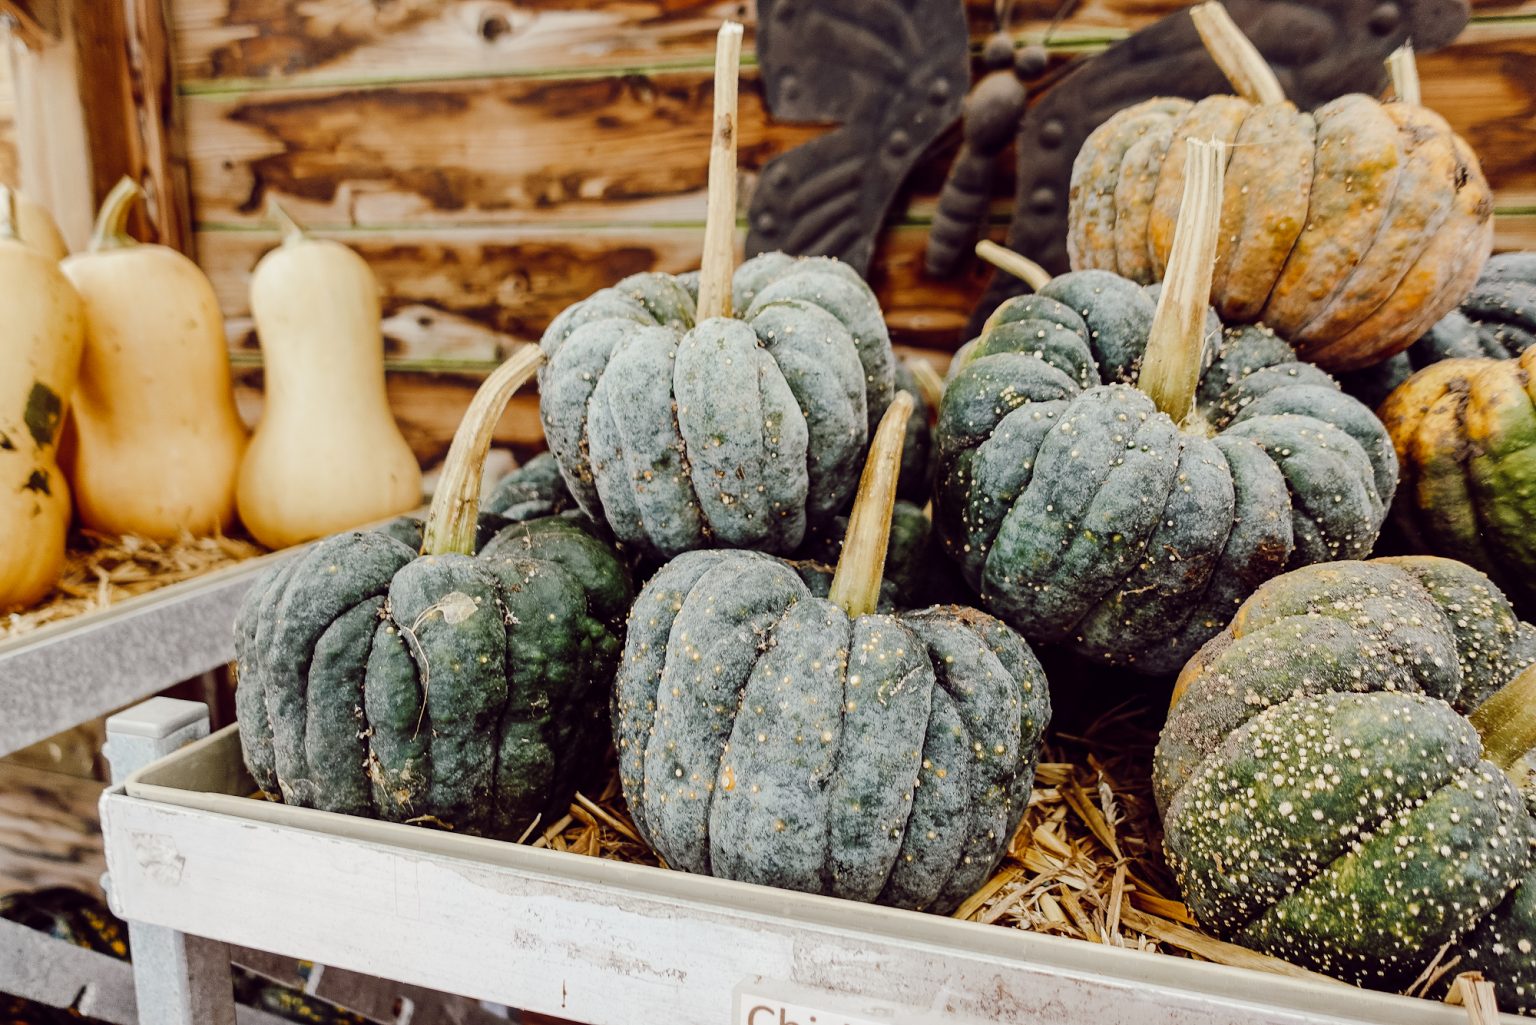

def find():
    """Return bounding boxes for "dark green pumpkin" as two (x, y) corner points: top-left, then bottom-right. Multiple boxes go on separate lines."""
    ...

(894, 355), (940, 503)
(1339, 251), (1536, 407)
(483, 450), (578, 523)
(934, 146), (1395, 674)
(538, 252), (894, 562)
(235, 349), (634, 841)
(1155, 556), (1536, 1007)
(613, 393), (1051, 912)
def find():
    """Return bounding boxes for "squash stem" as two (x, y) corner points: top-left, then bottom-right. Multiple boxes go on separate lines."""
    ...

(89, 176), (145, 252)
(1386, 43), (1421, 106)
(829, 391), (915, 618)
(269, 198), (306, 246)
(0, 186), (16, 242)
(421, 345), (546, 557)
(695, 21), (744, 322)
(1470, 662), (1536, 777)
(1139, 138), (1223, 425)
(1189, 3), (1286, 105)
(906, 356), (947, 415)
(975, 239), (1052, 291)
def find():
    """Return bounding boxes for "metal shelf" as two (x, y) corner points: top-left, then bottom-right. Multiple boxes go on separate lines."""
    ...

(0, 549), (295, 757)
(99, 718), (1521, 1025)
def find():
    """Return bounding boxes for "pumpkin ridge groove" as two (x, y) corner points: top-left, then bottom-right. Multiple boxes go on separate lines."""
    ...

(863, 654), (932, 900)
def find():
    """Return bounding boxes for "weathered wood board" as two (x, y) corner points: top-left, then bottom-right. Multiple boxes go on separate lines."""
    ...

(168, 0), (1536, 460)
(0, 762), (106, 897)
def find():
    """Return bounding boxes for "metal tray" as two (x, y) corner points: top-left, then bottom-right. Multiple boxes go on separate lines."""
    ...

(0, 550), (297, 757)
(100, 725), (1514, 1025)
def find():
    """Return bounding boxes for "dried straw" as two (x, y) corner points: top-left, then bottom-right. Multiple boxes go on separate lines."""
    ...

(0, 529), (264, 640)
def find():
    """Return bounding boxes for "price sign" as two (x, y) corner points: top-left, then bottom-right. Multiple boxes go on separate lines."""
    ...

(732, 980), (950, 1025)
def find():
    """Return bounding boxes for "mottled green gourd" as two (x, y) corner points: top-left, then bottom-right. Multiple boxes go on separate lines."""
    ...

(483, 451), (579, 523)
(1156, 557), (1536, 1010)
(235, 347), (634, 840)
(538, 24), (894, 561)
(935, 143), (1396, 674)
(614, 393), (1051, 912)
(1379, 346), (1536, 616)
(894, 355), (941, 503)
(1340, 251), (1536, 407)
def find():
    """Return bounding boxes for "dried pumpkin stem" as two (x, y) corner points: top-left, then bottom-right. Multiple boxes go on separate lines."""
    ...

(1189, 2), (1286, 106)
(696, 21), (744, 322)
(89, 176), (145, 252)
(1469, 661), (1536, 775)
(269, 197), (306, 246)
(1448, 971), (1501, 1023)
(975, 239), (1053, 291)
(906, 356), (947, 413)
(829, 391), (915, 618)
(421, 344), (546, 557)
(1139, 138), (1224, 425)
(1387, 42), (1421, 106)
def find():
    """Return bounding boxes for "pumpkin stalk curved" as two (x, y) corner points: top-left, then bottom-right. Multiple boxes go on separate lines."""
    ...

(88, 176), (145, 252)
(1469, 662), (1536, 776)
(976, 239), (1052, 291)
(696, 21), (744, 322)
(420, 345), (545, 558)
(1189, 2), (1286, 105)
(1140, 137), (1224, 425)
(829, 390), (915, 617)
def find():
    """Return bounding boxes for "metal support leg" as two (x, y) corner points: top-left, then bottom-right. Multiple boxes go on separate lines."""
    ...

(103, 697), (238, 1025)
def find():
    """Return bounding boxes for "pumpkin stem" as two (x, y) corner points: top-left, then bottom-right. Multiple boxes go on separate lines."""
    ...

(0, 186), (17, 243)
(906, 356), (946, 414)
(1386, 43), (1421, 106)
(89, 176), (145, 252)
(1189, 3), (1286, 106)
(695, 21), (744, 322)
(1470, 661), (1536, 778)
(420, 345), (546, 557)
(975, 239), (1053, 291)
(269, 198), (306, 246)
(1140, 138), (1224, 425)
(829, 391), (915, 618)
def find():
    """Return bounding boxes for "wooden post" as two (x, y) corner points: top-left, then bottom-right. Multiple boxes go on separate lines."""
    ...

(7, 0), (190, 254)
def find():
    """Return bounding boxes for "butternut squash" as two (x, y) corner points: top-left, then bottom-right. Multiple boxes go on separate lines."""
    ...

(0, 187), (85, 610)
(236, 207), (421, 548)
(61, 178), (247, 539)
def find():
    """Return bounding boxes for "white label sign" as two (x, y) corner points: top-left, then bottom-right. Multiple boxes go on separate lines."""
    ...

(733, 980), (947, 1025)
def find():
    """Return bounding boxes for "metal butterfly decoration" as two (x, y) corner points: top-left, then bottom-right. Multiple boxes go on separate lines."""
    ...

(745, 0), (1471, 332)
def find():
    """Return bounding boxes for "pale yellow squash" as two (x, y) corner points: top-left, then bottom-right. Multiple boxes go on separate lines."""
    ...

(0, 187), (84, 610)
(236, 207), (421, 548)
(61, 178), (247, 539)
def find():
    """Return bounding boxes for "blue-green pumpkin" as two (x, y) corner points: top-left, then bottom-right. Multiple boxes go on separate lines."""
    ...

(235, 350), (634, 841)
(537, 252), (895, 561)
(933, 147), (1396, 674)
(1156, 557), (1536, 1009)
(613, 393), (1050, 912)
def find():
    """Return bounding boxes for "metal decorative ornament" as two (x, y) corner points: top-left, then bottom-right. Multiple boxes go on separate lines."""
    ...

(745, 0), (972, 276)
(745, 0), (1470, 332)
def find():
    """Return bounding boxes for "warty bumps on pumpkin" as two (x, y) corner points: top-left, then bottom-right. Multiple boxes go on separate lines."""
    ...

(1155, 557), (1536, 1011)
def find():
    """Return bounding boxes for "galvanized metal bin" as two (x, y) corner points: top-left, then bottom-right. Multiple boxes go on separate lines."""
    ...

(99, 723), (1517, 1025)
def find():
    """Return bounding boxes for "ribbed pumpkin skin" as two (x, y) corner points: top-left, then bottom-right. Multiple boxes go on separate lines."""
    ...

(1341, 251), (1536, 407)
(932, 271), (1396, 674)
(614, 548), (1050, 912)
(894, 357), (935, 503)
(1155, 557), (1536, 999)
(795, 500), (935, 609)
(235, 515), (633, 840)
(1068, 95), (1494, 371)
(538, 253), (894, 561)
(1379, 347), (1536, 614)
(483, 451), (578, 523)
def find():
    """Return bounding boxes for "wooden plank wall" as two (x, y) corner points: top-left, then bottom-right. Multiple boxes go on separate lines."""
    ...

(171, 0), (1536, 466)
